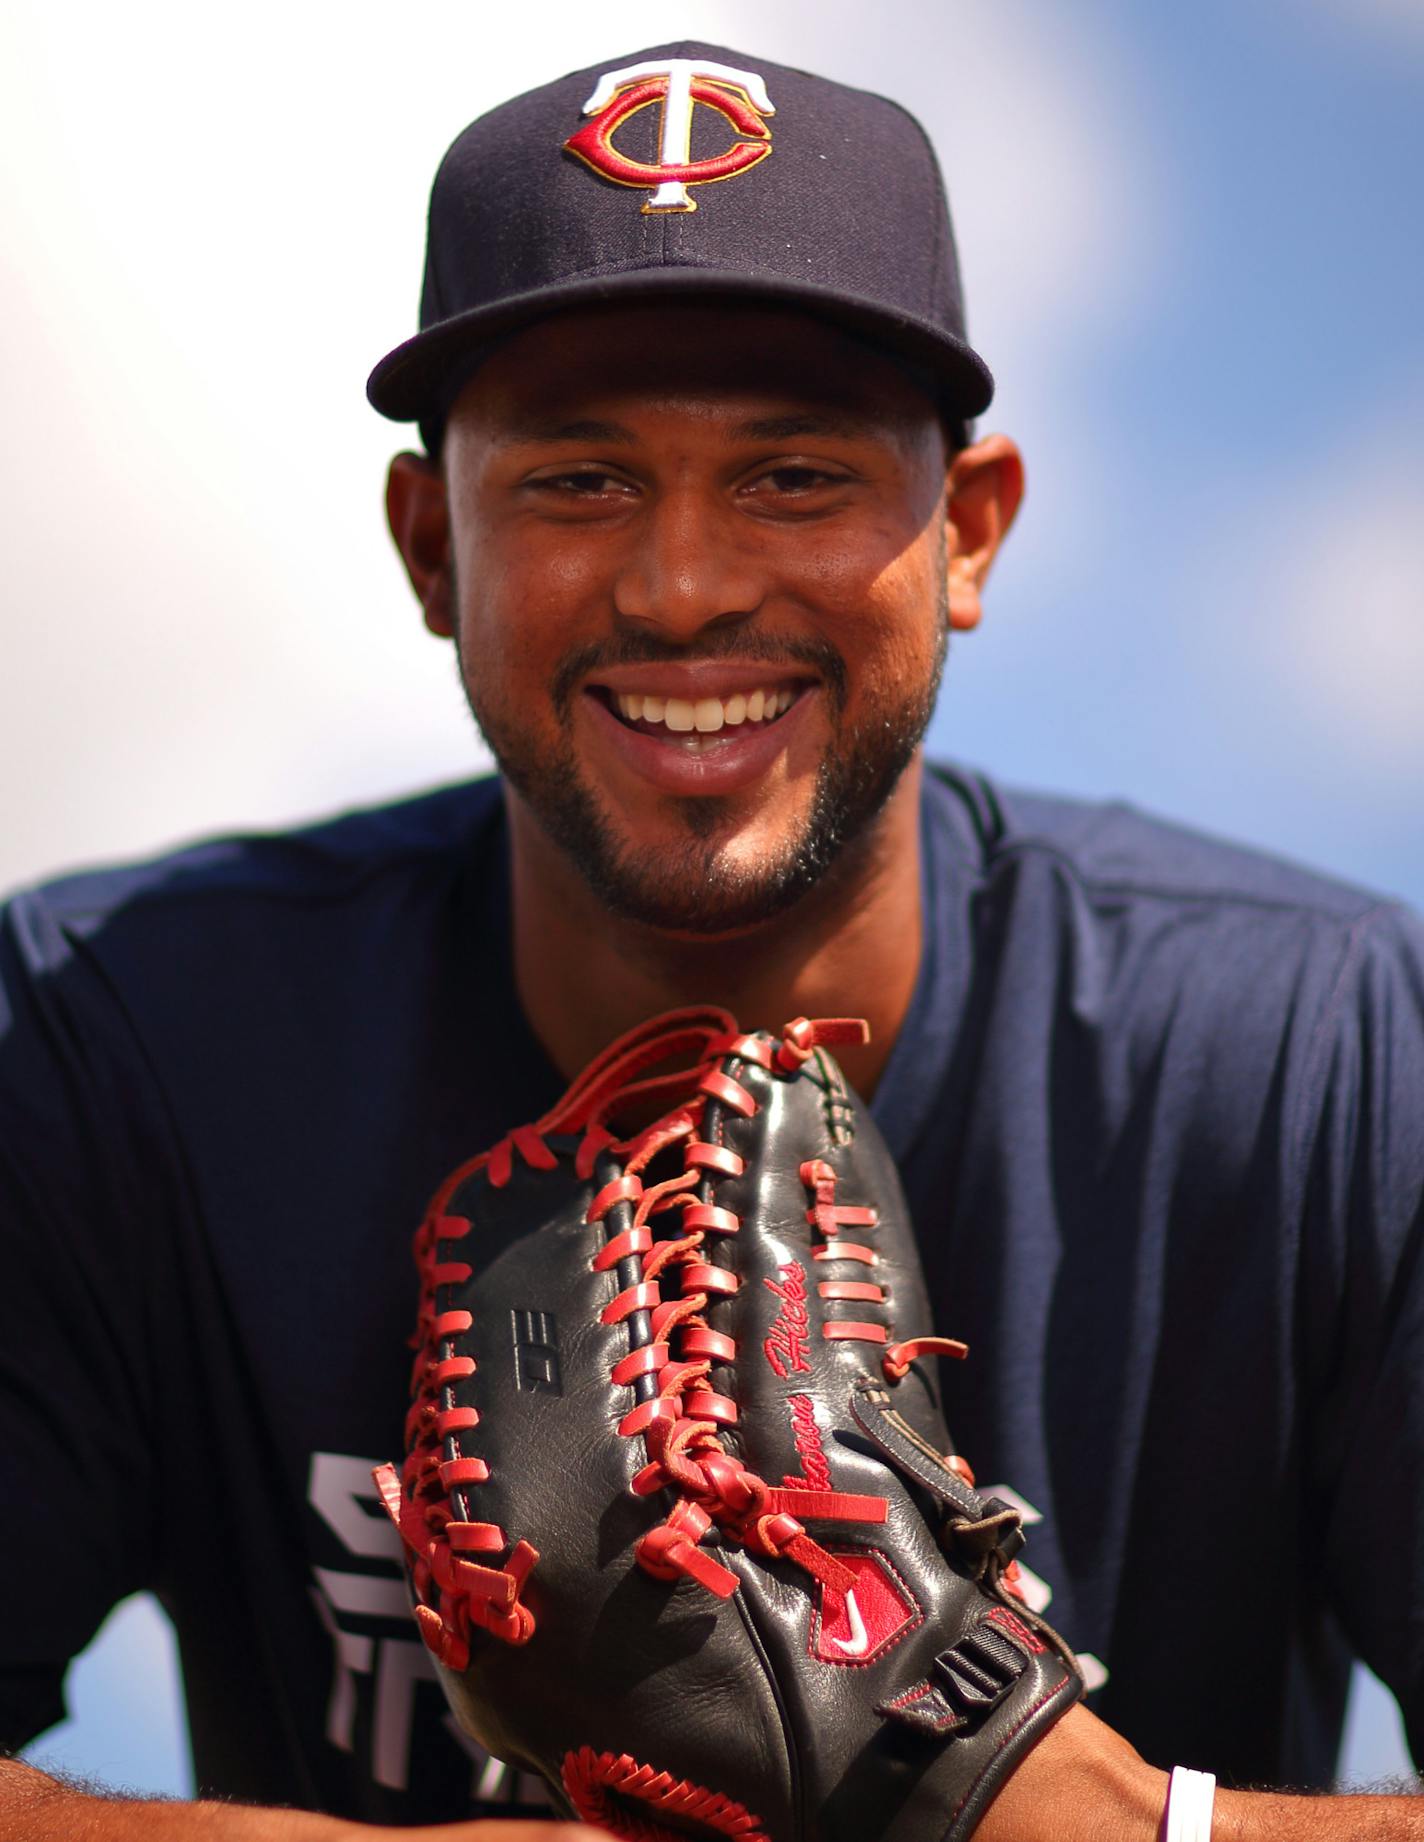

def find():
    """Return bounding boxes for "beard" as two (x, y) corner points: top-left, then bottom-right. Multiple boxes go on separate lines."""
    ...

(456, 609), (947, 937)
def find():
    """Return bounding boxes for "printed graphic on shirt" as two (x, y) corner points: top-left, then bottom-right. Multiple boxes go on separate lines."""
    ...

(306, 1452), (551, 1807)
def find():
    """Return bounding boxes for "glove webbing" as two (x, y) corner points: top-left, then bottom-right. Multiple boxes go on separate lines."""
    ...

(379, 1009), (755, 1663)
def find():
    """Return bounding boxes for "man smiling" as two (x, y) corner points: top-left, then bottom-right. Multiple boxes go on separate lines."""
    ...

(396, 307), (960, 934)
(2, 39), (1422, 1842)
(383, 301), (1020, 1091)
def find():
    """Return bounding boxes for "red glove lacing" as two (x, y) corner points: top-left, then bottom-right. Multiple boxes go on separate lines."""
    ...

(589, 1019), (894, 1605)
(380, 1009), (963, 1662)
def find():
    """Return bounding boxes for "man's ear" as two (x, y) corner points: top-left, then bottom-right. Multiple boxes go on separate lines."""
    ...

(386, 452), (455, 638)
(943, 434), (1025, 632)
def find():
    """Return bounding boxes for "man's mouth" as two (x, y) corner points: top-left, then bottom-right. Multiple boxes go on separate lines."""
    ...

(596, 682), (804, 744)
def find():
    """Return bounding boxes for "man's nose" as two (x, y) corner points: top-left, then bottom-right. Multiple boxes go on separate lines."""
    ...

(611, 490), (764, 640)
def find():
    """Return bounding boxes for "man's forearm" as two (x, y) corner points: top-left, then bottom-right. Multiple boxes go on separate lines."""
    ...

(0, 1758), (601, 1842)
(1215, 1784), (1424, 1840)
(977, 1706), (1423, 1841)
(0, 1759), (351, 1840)
(10, 1748), (1422, 1841)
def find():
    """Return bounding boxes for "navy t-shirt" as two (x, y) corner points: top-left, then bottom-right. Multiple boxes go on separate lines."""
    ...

(1, 764), (1421, 1819)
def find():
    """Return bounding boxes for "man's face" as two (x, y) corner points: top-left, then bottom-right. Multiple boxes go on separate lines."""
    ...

(434, 303), (959, 934)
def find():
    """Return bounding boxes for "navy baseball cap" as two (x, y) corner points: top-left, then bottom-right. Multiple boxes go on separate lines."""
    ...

(367, 43), (994, 451)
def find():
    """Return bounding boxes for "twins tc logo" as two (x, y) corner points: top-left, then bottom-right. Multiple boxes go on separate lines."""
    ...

(565, 57), (775, 214)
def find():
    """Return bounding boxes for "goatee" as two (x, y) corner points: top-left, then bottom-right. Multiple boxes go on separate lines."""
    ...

(457, 620), (946, 937)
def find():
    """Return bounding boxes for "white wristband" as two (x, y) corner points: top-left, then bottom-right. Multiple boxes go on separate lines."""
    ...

(1163, 1766), (1217, 1842)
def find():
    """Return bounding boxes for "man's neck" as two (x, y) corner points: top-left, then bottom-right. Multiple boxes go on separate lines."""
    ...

(507, 763), (926, 1099)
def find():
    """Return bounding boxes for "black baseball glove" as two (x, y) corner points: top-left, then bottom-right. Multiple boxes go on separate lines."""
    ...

(376, 1007), (1081, 1841)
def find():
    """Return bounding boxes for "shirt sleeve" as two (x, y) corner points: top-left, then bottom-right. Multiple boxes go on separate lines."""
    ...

(0, 889), (176, 1751)
(1302, 903), (1424, 1766)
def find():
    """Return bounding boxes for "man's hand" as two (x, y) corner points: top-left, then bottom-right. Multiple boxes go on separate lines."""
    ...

(976, 1704), (1423, 1840)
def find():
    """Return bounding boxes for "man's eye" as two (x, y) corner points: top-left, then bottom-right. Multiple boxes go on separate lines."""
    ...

(532, 470), (632, 497)
(752, 466), (841, 495)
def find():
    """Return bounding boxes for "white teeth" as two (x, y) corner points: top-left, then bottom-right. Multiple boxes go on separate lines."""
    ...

(612, 684), (797, 734)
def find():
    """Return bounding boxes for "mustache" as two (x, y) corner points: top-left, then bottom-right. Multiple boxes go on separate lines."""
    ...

(551, 631), (848, 719)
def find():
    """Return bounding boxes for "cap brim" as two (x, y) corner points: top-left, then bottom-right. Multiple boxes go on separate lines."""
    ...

(366, 266), (994, 428)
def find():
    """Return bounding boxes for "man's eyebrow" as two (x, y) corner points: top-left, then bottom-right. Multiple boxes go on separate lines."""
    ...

(491, 410), (901, 447)
(731, 411), (885, 441)
(497, 418), (637, 446)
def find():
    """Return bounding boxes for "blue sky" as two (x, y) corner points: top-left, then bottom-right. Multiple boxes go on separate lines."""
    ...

(916, 0), (1424, 908)
(5, 0), (1420, 1802)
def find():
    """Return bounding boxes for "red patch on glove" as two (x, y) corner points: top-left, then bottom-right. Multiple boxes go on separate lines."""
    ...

(810, 1549), (921, 1666)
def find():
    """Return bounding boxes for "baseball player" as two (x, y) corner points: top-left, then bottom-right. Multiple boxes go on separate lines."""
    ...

(2, 40), (1421, 1842)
